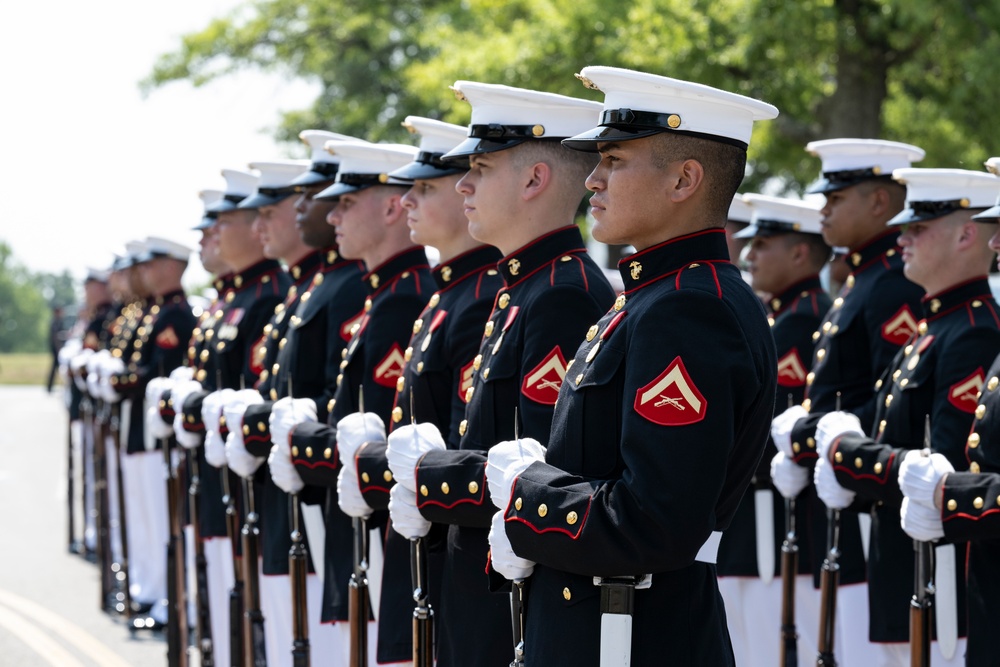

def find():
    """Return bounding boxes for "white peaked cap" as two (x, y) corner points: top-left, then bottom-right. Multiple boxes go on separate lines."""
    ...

(220, 168), (259, 198)
(315, 142), (420, 199)
(442, 81), (602, 159)
(300, 130), (360, 164)
(727, 195), (753, 224)
(563, 66), (778, 151)
(974, 158), (1000, 221)
(984, 157), (1000, 176)
(805, 139), (925, 194)
(143, 236), (193, 262)
(247, 160), (310, 189)
(735, 194), (823, 238)
(403, 116), (469, 154)
(390, 116), (470, 180)
(889, 168), (1000, 226)
(199, 189), (224, 211)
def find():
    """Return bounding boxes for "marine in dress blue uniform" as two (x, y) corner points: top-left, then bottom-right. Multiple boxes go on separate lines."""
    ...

(715, 195), (832, 666)
(407, 82), (613, 666)
(483, 66), (780, 666)
(831, 168), (1000, 666)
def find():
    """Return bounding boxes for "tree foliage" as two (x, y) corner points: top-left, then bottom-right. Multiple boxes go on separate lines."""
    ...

(0, 242), (51, 353)
(143, 0), (1000, 192)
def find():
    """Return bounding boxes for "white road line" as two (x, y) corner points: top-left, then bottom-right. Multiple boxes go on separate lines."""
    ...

(0, 589), (133, 667)
(0, 604), (88, 667)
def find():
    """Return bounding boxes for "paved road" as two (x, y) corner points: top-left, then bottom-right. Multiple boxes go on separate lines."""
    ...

(0, 385), (167, 667)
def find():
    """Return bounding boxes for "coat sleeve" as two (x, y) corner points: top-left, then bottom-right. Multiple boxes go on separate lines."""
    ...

(941, 471), (1000, 542)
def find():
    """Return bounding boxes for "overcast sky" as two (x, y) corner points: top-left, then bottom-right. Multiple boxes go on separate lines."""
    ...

(0, 0), (320, 289)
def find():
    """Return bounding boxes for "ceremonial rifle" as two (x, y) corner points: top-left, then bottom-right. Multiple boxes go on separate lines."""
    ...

(909, 417), (934, 667)
(241, 472), (267, 666)
(408, 392), (434, 667)
(93, 396), (115, 613)
(110, 401), (133, 622)
(288, 378), (311, 667)
(162, 360), (189, 667)
(780, 395), (799, 667)
(187, 445), (216, 666)
(67, 400), (77, 552)
(817, 392), (842, 667)
(348, 387), (370, 667)
(220, 372), (245, 667)
(509, 408), (526, 667)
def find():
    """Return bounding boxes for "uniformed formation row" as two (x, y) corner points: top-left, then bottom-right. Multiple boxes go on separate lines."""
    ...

(55, 64), (1000, 667)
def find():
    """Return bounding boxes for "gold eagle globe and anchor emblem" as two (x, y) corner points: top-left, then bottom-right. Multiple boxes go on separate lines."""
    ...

(629, 261), (642, 281)
(508, 258), (521, 276)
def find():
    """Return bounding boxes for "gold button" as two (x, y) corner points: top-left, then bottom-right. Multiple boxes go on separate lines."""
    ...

(968, 433), (980, 448)
(792, 442), (801, 453)
(459, 420), (467, 436)
(279, 338), (287, 350)
(823, 322), (832, 333)
(514, 497), (523, 511)
(586, 325), (599, 342)
(291, 446), (299, 457)
(404, 347), (413, 362)
(974, 497), (984, 510)
(851, 252), (861, 266)
(243, 425), (250, 436)
(575, 373), (584, 385)
(805, 372), (815, 386)
(846, 275), (855, 289)
(885, 394), (893, 408)
(930, 298), (941, 313)
(336, 373), (343, 386)
(907, 354), (920, 371)
(886, 248), (896, 257)
(340, 359), (349, 370)
(420, 485), (428, 497)
(917, 322), (928, 335)
(428, 294), (440, 308)
(854, 457), (863, 469)
(566, 511), (578, 525)
(272, 363), (280, 374)
(802, 399), (811, 412)
(975, 405), (986, 420)
(498, 293), (510, 309)
(970, 461), (980, 473)
(561, 255), (572, 262)
(364, 298), (372, 313)
(947, 499), (957, 511)
(816, 349), (826, 361)
(327, 399), (335, 413)
(384, 470), (393, 482)
(484, 321), (494, 337)
(833, 297), (844, 308)
(412, 319), (423, 335)
(465, 387), (474, 402)
(483, 368), (490, 380)
(812, 331), (821, 342)
(417, 362), (424, 373)
(614, 294), (626, 311)
(874, 462), (883, 474)
(473, 354), (483, 371)
(200, 349), (210, 362)
(834, 451), (843, 463)
(806, 437), (816, 449)
(878, 419), (886, 435)
(392, 406), (403, 423)
(989, 377), (999, 391)
(441, 482), (450, 495)
(904, 344), (914, 356)
(900, 379), (909, 388)
(563, 587), (572, 601)
(361, 472), (370, 483)
(396, 377), (405, 393)
(324, 448), (333, 460)
(305, 446), (313, 458)
(537, 504), (548, 517)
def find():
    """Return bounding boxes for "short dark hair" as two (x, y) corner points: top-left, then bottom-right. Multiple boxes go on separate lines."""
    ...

(649, 133), (747, 222)
(782, 232), (832, 270)
(510, 140), (599, 191)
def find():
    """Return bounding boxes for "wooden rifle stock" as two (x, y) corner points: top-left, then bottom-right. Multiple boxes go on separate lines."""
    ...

(67, 407), (77, 551)
(410, 537), (434, 667)
(779, 496), (798, 667)
(348, 516), (370, 667)
(241, 477), (267, 667)
(164, 431), (189, 667)
(93, 401), (114, 613)
(909, 540), (932, 667)
(187, 450), (215, 666)
(289, 495), (310, 667)
(222, 467), (245, 667)
(816, 508), (840, 666)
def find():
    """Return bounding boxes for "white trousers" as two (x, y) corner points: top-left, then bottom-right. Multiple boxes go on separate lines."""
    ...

(719, 574), (823, 667)
(204, 537), (235, 667)
(81, 419), (97, 550)
(121, 450), (168, 610)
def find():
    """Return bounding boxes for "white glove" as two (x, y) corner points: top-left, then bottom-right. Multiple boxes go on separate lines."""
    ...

(486, 438), (546, 511)
(58, 339), (82, 368)
(337, 463), (373, 519)
(770, 451), (811, 499)
(145, 376), (173, 405)
(336, 412), (387, 472)
(86, 350), (106, 397)
(901, 497), (944, 542)
(168, 366), (194, 383)
(100, 356), (126, 403)
(202, 389), (235, 468)
(816, 411), (864, 462)
(899, 450), (954, 509)
(386, 423), (446, 493)
(71, 349), (93, 391)
(146, 403), (175, 441)
(170, 380), (205, 450)
(390, 484), (431, 539)
(814, 455), (856, 510)
(269, 397), (317, 453)
(488, 511), (535, 580)
(771, 405), (809, 457)
(267, 441), (304, 494)
(224, 390), (266, 478)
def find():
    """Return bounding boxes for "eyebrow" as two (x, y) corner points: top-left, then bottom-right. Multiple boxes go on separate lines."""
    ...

(597, 142), (623, 153)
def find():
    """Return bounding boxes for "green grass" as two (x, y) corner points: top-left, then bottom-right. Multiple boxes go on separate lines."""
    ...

(0, 353), (56, 386)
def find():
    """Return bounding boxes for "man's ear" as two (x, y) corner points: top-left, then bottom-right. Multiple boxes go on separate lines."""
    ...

(669, 159), (705, 204)
(522, 161), (552, 202)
